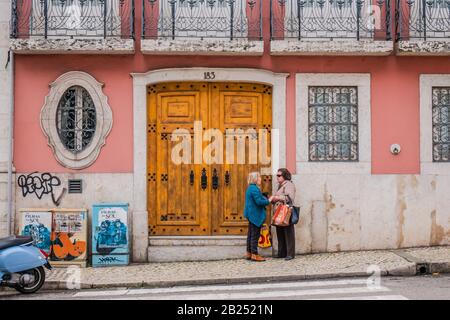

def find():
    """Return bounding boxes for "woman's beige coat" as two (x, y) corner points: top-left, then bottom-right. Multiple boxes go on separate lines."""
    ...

(272, 180), (296, 212)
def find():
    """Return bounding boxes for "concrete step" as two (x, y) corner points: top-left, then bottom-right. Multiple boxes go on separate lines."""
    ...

(148, 236), (273, 263)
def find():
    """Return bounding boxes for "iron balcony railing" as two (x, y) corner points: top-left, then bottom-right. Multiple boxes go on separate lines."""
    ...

(142, 0), (263, 40)
(270, 0), (392, 40)
(396, 0), (450, 41)
(10, 0), (135, 39)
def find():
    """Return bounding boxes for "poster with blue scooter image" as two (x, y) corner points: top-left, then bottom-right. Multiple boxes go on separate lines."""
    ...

(92, 203), (129, 267)
(19, 210), (52, 255)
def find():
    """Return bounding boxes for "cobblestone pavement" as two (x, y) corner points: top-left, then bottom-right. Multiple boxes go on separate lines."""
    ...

(405, 246), (450, 263)
(42, 247), (447, 290)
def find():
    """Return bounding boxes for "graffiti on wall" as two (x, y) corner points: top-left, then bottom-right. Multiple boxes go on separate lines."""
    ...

(51, 233), (87, 261)
(17, 172), (67, 206)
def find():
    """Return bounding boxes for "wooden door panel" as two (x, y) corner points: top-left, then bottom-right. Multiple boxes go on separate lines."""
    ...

(148, 83), (210, 236)
(211, 83), (272, 235)
(148, 82), (272, 236)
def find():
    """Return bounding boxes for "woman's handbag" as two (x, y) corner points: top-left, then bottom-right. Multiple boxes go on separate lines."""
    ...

(258, 224), (272, 248)
(271, 203), (292, 227)
(290, 206), (300, 225)
(287, 195), (300, 225)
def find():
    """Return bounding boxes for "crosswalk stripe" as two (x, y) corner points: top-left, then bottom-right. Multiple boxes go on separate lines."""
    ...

(313, 295), (408, 300)
(123, 279), (375, 296)
(132, 286), (391, 300)
(74, 289), (129, 297)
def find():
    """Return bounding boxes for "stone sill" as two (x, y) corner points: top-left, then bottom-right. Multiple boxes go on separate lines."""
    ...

(396, 40), (450, 56)
(10, 38), (135, 54)
(271, 39), (394, 56)
(141, 38), (264, 56)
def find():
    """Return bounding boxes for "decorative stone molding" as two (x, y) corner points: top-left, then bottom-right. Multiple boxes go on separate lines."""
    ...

(271, 40), (393, 56)
(141, 38), (264, 56)
(397, 41), (450, 56)
(40, 71), (113, 169)
(296, 73), (371, 175)
(420, 74), (450, 175)
(10, 38), (135, 55)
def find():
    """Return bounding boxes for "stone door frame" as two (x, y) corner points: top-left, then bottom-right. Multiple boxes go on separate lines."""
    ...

(131, 68), (288, 262)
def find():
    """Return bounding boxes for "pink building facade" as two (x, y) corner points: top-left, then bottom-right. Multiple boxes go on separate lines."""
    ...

(5, 0), (450, 262)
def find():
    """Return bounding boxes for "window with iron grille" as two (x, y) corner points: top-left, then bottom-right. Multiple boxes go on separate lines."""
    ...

(432, 87), (450, 162)
(56, 86), (96, 154)
(308, 86), (358, 162)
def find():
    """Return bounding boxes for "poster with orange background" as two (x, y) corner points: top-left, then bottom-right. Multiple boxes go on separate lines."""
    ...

(50, 209), (88, 267)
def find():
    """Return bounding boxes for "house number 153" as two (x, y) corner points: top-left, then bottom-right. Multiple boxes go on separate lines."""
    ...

(204, 72), (216, 80)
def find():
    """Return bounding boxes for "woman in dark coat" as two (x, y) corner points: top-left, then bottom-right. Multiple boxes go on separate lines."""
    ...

(271, 168), (297, 260)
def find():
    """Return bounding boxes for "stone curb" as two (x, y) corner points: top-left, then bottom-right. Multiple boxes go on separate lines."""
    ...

(39, 268), (410, 292)
(391, 249), (450, 275)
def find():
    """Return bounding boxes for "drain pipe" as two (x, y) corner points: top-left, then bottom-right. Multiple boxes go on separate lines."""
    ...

(6, 49), (14, 236)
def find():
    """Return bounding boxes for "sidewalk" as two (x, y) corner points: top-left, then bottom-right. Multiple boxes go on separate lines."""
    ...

(33, 246), (450, 291)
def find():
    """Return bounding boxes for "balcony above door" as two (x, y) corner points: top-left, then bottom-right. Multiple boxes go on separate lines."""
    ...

(10, 0), (135, 55)
(140, 0), (264, 56)
(269, 0), (394, 56)
(396, 0), (450, 56)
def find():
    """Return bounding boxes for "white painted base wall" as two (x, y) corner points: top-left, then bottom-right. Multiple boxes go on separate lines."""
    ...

(0, 173), (13, 237)
(292, 174), (450, 254)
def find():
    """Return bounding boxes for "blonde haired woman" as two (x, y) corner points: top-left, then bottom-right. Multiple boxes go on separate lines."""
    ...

(243, 172), (272, 262)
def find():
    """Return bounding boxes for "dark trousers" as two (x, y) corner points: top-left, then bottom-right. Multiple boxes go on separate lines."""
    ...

(276, 224), (295, 258)
(246, 222), (261, 255)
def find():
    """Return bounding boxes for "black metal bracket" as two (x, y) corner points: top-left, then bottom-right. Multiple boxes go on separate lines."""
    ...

(201, 168), (207, 190)
(190, 170), (194, 186)
(212, 168), (219, 190)
(225, 171), (231, 186)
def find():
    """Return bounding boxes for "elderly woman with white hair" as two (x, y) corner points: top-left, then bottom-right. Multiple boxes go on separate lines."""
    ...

(243, 171), (273, 262)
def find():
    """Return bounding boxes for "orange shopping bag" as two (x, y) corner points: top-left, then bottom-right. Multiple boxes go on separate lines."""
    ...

(271, 204), (292, 227)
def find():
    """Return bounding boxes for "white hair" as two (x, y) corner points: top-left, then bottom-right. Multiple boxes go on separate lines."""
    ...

(247, 172), (261, 185)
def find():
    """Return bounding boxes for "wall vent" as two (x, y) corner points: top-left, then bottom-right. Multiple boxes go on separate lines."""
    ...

(68, 179), (83, 194)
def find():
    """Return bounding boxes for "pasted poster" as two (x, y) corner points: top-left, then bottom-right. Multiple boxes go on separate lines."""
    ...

(92, 204), (129, 267)
(51, 210), (87, 265)
(19, 211), (52, 254)
(96, 207), (128, 251)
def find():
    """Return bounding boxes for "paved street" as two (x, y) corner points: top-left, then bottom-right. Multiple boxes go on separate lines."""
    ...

(1, 275), (449, 300)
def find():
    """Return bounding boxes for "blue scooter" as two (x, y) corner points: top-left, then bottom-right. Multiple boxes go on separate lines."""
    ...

(0, 235), (52, 294)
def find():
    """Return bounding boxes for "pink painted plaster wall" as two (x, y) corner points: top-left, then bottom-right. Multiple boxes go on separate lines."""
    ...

(13, 2), (450, 174)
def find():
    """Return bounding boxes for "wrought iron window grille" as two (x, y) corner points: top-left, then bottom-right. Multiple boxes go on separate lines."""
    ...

(56, 86), (97, 154)
(432, 87), (450, 162)
(308, 86), (359, 162)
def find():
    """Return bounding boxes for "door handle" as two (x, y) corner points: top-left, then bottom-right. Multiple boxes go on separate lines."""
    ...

(212, 168), (219, 190)
(201, 168), (207, 190)
(225, 171), (230, 186)
(190, 170), (194, 186)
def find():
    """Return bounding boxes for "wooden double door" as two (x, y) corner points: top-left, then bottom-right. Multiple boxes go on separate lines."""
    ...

(147, 82), (272, 236)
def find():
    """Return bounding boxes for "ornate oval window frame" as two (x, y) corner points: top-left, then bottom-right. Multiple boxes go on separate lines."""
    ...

(41, 71), (113, 169)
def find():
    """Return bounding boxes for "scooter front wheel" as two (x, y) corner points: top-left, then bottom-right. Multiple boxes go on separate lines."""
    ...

(14, 266), (46, 294)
